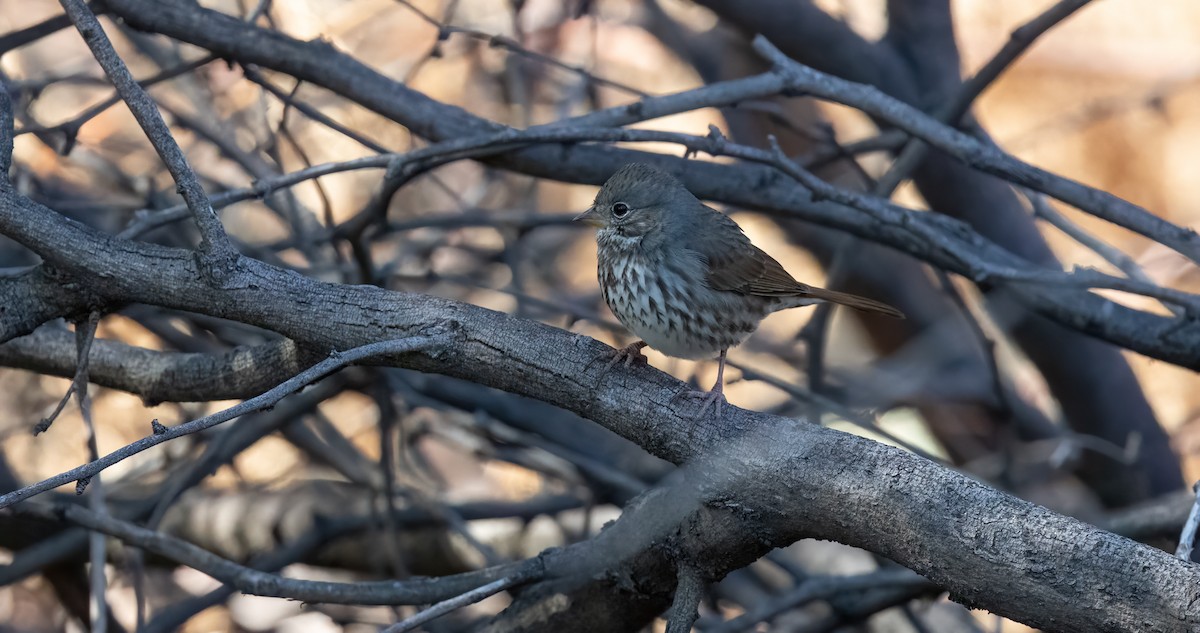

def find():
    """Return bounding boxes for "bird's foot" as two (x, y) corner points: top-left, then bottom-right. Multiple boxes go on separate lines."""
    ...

(674, 387), (726, 421)
(586, 341), (649, 387)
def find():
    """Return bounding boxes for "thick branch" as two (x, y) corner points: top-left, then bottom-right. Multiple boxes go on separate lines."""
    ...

(0, 325), (322, 404)
(0, 267), (96, 343)
(490, 424), (1200, 633)
(0, 186), (1195, 630)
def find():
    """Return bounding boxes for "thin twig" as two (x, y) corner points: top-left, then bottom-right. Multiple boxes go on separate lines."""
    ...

(13, 54), (217, 155)
(141, 494), (579, 633)
(1176, 480), (1200, 560)
(375, 385), (412, 582)
(933, 271), (1012, 419)
(32, 383), (76, 435)
(71, 312), (108, 633)
(244, 0), (272, 22)
(665, 564), (705, 633)
(759, 135), (1200, 314)
(112, 123), (1200, 314)
(752, 35), (1200, 266)
(949, 0), (1095, 126)
(726, 358), (946, 465)
(1024, 188), (1181, 315)
(0, 3), (104, 55)
(242, 66), (390, 154)
(0, 334), (450, 509)
(707, 569), (931, 633)
(873, 0), (1095, 196)
(797, 244), (847, 395)
(380, 568), (540, 633)
(14, 501), (541, 606)
(57, 0), (237, 272)
(392, 0), (646, 97)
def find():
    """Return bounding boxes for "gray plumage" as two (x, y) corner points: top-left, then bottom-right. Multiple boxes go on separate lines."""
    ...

(581, 163), (902, 362)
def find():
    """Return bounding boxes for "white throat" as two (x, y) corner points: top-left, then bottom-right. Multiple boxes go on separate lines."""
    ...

(597, 228), (642, 252)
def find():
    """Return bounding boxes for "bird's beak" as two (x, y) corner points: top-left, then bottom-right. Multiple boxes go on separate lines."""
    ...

(573, 206), (605, 227)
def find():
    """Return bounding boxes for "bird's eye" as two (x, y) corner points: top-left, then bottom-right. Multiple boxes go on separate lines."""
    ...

(612, 202), (630, 218)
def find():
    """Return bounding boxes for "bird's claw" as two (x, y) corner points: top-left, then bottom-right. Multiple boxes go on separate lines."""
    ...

(586, 341), (649, 386)
(674, 387), (726, 421)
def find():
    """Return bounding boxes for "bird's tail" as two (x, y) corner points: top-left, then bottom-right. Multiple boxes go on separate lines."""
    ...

(792, 287), (905, 319)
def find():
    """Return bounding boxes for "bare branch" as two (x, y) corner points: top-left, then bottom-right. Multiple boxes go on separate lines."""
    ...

(1176, 481), (1200, 559)
(69, 312), (109, 633)
(393, 0), (646, 97)
(12, 501), (542, 605)
(948, 0), (1095, 125)
(874, 0), (1097, 196)
(751, 36), (1200, 265)
(13, 55), (217, 156)
(0, 4), (102, 55)
(0, 335), (449, 508)
(0, 182), (1193, 629)
(664, 565), (705, 633)
(0, 326), (323, 404)
(382, 571), (539, 633)
(57, 0), (238, 273)
(242, 66), (390, 154)
(707, 569), (931, 633)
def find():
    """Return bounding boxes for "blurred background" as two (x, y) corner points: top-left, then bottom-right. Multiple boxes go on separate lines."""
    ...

(1, 0), (1199, 631)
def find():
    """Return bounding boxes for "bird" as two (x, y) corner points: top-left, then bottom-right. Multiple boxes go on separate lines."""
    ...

(573, 162), (904, 418)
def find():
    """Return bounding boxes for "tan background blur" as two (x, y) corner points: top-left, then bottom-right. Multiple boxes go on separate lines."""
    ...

(1, 0), (1198, 631)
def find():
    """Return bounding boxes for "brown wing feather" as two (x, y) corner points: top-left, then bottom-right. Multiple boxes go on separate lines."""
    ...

(705, 242), (810, 296)
(689, 207), (905, 318)
(685, 206), (803, 296)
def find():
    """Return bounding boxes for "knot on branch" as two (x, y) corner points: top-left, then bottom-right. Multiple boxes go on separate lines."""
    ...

(192, 246), (242, 288)
(251, 177), (277, 200)
(414, 319), (464, 359)
(682, 124), (726, 160)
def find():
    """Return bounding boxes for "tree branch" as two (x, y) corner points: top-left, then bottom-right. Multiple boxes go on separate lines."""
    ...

(80, 0), (1200, 380)
(0, 325), (323, 404)
(751, 36), (1200, 265)
(690, 0), (1181, 503)
(57, 0), (237, 274)
(12, 501), (541, 605)
(875, 0), (1096, 195)
(0, 335), (449, 507)
(0, 181), (1193, 630)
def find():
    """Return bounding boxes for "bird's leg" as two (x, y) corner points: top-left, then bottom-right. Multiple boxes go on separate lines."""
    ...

(674, 349), (728, 420)
(587, 340), (649, 386)
(691, 349), (728, 419)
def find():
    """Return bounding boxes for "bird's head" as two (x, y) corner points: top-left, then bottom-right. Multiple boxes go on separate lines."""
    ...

(574, 163), (695, 239)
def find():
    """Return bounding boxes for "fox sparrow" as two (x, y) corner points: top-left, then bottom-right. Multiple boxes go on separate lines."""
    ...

(574, 163), (904, 418)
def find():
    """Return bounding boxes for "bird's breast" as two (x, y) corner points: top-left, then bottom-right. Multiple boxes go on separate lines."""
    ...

(596, 241), (768, 359)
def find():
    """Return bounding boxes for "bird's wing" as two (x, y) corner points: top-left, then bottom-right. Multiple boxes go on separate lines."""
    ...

(685, 209), (808, 297)
(682, 206), (905, 318)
